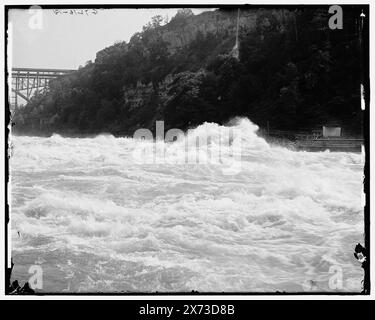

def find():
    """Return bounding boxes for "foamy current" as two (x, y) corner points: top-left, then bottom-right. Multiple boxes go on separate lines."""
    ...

(9, 119), (365, 292)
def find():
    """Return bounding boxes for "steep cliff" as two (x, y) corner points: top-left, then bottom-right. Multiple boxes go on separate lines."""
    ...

(12, 7), (364, 136)
(156, 9), (293, 52)
(96, 8), (292, 62)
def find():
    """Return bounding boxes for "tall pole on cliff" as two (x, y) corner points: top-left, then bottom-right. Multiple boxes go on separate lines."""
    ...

(231, 8), (240, 60)
(236, 8), (240, 48)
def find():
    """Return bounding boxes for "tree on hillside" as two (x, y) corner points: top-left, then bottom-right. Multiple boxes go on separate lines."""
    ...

(170, 8), (194, 24)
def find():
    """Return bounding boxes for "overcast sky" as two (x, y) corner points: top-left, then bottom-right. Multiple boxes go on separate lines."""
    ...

(8, 8), (214, 70)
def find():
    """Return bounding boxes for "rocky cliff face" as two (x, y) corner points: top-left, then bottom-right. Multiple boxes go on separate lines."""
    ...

(151, 9), (293, 53)
(96, 8), (294, 62)
(13, 7), (363, 137)
(95, 8), (295, 118)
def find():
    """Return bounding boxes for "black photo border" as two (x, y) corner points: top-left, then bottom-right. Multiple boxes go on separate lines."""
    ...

(3, 3), (370, 296)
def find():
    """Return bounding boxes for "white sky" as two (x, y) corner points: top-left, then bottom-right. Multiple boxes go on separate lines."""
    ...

(8, 8), (214, 70)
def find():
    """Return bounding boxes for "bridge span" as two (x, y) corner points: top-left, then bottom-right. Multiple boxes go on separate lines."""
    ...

(11, 67), (75, 108)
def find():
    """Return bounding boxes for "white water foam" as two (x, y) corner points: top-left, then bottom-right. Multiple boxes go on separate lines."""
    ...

(9, 118), (364, 292)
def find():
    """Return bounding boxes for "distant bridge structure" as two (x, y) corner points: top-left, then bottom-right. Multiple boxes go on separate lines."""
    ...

(10, 68), (75, 108)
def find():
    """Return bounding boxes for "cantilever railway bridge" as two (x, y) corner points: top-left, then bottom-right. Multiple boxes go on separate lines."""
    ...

(10, 67), (75, 108)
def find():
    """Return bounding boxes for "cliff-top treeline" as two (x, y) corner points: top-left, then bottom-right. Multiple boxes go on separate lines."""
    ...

(12, 7), (365, 136)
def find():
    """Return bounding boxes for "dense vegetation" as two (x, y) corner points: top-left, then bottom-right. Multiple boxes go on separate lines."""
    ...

(12, 7), (365, 136)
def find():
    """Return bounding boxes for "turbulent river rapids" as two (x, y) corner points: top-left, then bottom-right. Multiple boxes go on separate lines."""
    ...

(9, 119), (365, 292)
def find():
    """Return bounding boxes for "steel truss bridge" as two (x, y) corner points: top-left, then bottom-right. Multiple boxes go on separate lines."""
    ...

(11, 68), (75, 108)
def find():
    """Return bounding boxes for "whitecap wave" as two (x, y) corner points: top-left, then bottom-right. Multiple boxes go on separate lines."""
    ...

(9, 118), (364, 292)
